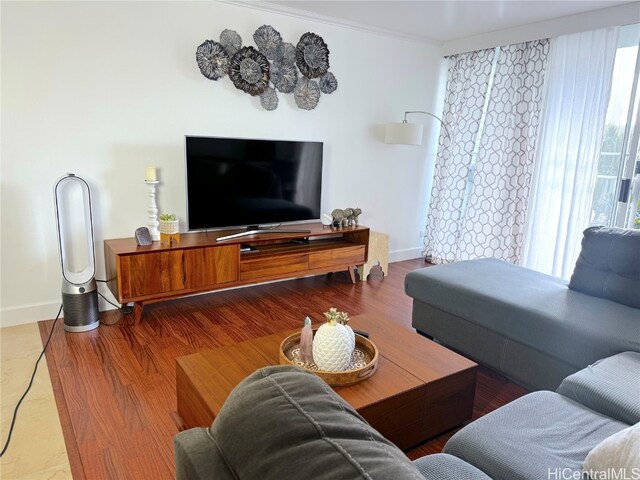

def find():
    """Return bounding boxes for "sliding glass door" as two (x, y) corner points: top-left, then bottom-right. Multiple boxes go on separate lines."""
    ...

(590, 24), (640, 229)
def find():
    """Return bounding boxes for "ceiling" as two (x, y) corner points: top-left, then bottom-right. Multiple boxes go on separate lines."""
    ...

(267, 1), (636, 43)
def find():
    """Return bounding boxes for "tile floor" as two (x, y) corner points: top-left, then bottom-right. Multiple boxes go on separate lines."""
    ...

(1, 323), (71, 479)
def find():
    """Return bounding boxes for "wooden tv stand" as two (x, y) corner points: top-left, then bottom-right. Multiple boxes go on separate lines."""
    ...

(104, 223), (369, 323)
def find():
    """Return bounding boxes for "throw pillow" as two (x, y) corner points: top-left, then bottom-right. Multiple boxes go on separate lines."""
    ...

(583, 423), (640, 478)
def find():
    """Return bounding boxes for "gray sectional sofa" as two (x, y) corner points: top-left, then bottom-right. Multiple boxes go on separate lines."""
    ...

(405, 227), (640, 391)
(175, 353), (640, 479)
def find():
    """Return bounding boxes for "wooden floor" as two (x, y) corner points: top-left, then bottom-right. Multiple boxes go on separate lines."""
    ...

(39, 259), (527, 479)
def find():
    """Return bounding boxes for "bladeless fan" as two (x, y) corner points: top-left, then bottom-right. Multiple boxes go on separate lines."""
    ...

(54, 174), (100, 332)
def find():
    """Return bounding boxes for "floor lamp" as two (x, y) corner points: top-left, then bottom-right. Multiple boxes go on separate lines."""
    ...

(384, 111), (450, 145)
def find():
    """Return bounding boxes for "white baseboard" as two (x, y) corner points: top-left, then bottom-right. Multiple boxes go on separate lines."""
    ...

(2, 251), (425, 327)
(1, 301), (64, 328)
(0, 297), (119, 328)
(389, 247), (424, 263)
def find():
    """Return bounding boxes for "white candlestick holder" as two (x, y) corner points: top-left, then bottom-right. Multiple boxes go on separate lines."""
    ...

(145, 180), (160, 241)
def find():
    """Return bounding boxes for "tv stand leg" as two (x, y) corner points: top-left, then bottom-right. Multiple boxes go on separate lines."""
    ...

(348, 266), (356, 284)
(133, 302), (144, 325)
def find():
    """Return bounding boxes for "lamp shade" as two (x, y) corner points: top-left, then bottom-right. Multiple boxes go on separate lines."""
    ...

(384, 122), (423, 145)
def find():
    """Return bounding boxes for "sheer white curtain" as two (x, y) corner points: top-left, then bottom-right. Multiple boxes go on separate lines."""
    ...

(521, 27), (619, 279)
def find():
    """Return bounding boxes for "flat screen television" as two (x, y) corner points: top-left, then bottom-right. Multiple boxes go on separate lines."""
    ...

(185, 136), (323, 231)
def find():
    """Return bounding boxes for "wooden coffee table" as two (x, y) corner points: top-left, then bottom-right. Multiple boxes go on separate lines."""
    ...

(176, 313), (477, 450)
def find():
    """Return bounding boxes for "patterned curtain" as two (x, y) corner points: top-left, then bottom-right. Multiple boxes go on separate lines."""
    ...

(424, 40), (549, 264)
(423, 48), (497, 263)
(458, 39), (549, 263)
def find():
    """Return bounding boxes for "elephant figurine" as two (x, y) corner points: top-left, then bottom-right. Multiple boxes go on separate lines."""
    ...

(348, 208), (362, 226)
(342, 208), (354, 227)
(331, 208), (346, 228)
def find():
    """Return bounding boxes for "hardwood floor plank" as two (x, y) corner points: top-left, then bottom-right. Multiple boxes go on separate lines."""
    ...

(40, 259), (527, 478)
(38, 322), (86, 480)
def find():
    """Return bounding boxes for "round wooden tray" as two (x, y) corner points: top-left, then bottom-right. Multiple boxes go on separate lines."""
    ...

(279, 330), (379, 386)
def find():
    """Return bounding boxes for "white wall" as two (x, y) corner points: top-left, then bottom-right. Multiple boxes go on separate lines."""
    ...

(0, 1), (444, 326)
(444, 2), (640, 55)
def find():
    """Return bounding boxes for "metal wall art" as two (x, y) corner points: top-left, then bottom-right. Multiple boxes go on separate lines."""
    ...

(229, 46), (270, 95)
(196, 25), (338, 111)
(195, 40), (230, 81)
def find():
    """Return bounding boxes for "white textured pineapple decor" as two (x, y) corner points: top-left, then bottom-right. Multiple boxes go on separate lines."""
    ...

(312, 308), (355, 371)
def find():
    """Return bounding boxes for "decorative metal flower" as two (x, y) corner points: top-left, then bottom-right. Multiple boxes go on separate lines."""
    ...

(294, 78), (321, 110)
(253, 25), (282, 61)
(219, 29), (242, 57)
(271, 62), (298, 94)
(276, 42), (296, 64)
(260, 88), (279, 111)
(319, 72), (338, 94)
(296, 32), (330, 79)
(229, 47), (270, 96)
(195, 40), (230, 81)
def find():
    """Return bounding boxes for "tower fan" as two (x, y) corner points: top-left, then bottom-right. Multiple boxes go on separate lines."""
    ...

(54, 174), (100, 332)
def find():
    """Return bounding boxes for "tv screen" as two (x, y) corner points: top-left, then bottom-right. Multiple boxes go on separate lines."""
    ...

(185, 136), (323, 230)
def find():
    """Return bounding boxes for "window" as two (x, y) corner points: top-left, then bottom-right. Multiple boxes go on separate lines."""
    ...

(589, 23), (640, 229)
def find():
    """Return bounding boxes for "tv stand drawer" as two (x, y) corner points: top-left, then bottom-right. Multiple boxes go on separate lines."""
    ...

(240, 254), (308, 281)
(309, 245), (365, 269)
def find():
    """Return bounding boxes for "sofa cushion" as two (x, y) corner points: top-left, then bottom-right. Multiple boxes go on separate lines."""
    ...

(569, 226), (640, 309)
(557, 352), (640, 425)
(443, 391), (628, 480)
(413, 454), (492, 480)
(405, 259), (640, 369)
(207, 365), (425, 480)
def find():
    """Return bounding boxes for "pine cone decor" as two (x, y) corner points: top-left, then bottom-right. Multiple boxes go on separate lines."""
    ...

(324, 308), (354, 350)
(195, 40), (230, 81)
(229, 47), (270, 96)
(312, 309), (355, 371)
(296, 32), (330, 79)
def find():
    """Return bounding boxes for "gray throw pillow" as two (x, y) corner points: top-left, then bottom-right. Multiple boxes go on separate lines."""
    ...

(569, 226), (640, 309)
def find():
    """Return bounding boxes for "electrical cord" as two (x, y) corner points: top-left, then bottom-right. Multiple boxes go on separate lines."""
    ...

(0, 282), (131, 457)
(0, 304), (63, 458)
(95, 279), (133, 315)
(97, 291), (133, 315)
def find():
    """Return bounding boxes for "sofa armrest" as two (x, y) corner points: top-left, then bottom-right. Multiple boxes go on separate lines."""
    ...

(174, 427), (236, 480)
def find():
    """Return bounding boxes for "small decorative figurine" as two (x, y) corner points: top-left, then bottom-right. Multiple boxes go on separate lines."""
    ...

(349, 208), (362, 226)
(331, 207), (362, 228)
(342, 208), (354, 227)
(331, 208), (346, 228)
(300, 316), (314, 364)
(312, 308), (355, 371)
